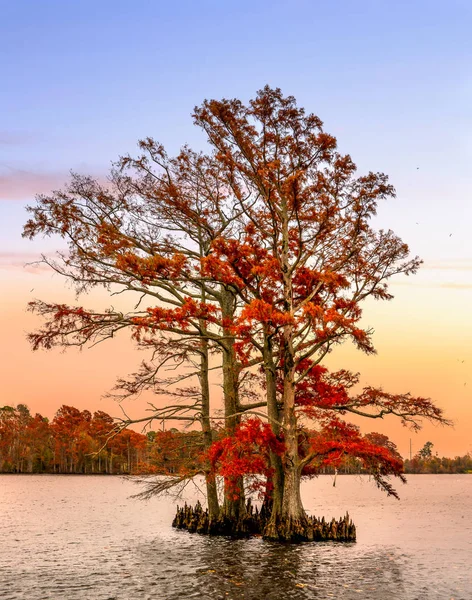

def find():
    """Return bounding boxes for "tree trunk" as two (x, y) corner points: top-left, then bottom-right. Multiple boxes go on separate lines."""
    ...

(263, 332), (284, 521)
(264, 382), (311, 541)
(264, 204), (311, 542)
(199, 333), (220, 521)
(220, 287), (246, 522)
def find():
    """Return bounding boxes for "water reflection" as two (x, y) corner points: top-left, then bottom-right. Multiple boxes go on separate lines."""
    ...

(1, 475), (471, 600)
(130, 533), (407, 600)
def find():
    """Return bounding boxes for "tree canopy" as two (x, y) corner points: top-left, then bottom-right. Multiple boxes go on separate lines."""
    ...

(23, 86), (450, 541)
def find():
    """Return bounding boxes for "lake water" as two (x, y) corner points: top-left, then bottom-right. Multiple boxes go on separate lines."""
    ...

(0, 474), (471, 599)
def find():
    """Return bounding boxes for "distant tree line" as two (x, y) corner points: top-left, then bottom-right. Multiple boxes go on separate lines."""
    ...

(402, 455), (472, 474)
(320, 441), (472, 475)
(318, 455), (472, 475)
(403, 441), (472, 474)
(2, 407), (470, 477)
(0, 403), (204, 475)
(326, 441), (472, 475)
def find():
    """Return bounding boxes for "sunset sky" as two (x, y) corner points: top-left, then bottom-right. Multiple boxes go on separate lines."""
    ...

(1, 0), (471, 457)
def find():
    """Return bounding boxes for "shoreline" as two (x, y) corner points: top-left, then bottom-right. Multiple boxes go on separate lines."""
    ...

(1, 472), (471, 476)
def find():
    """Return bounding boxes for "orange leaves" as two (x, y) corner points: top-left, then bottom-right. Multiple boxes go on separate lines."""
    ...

(207, 236), (276, 286)
(20, 86), (445, 508)
(132, 297), (218, 334)
(250, 257), (280, 279)
(96, 221), (133, 256)
(200, 253), (244, 288)
(239, 299), (292, 328)
(26, 302), (110, 350)
(350, 387), (450, 430)
(115, 251), (187, 284)
(302, 419), (405, 497)
(302, 302), (324, 321)
(0, 403), (151, 474)
(294, 268), (350, 302)
(144, 430), (207, 476)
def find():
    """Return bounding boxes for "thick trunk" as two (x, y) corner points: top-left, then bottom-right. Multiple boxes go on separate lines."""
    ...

(264, 379), (311, 541)
(275, 334), (312, 539)
(263, 332), (284, 518)
(220, 287), (246, 521)
(281, 464), (304, 519)
(264, 205), (311, 541)
(206, 476), (220, 521)
(221, 340), (245, 520)
(199, 333), (220, 521)
(281, 373), (305, 519)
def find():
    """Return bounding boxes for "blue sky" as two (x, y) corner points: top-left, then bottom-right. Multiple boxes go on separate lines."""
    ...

(1, 0), (471, 454)
(2, 0), (471, 165)
(2, 0), (471, 255)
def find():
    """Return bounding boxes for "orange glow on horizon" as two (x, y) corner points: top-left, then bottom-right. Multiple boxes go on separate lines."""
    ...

(1, 264), (471, 459)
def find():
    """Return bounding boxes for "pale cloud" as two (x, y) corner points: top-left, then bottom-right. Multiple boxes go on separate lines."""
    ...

(0, 251), (52, 274)
(423, 260), (472, 271)
(390, 280), (472, 290)
(0, 251), (42, 260)
(0, 165), (108, 201)
(0, 167), (69, 201)
(438, 282), (472, 290)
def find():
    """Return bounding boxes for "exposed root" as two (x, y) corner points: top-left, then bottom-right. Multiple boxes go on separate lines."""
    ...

(172, 501), (356, 543)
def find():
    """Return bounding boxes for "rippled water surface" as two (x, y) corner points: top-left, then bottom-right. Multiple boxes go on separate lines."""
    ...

(1, 475), (471, 599)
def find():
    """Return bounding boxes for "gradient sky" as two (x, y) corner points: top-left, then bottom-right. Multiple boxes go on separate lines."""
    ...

(1, 0), (471, 457)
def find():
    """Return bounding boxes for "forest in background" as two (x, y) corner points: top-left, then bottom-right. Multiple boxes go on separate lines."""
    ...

(0, 403), (195, 475)
(1, 404), (470, 476)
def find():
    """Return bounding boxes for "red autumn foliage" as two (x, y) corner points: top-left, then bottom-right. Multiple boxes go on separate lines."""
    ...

(0, 404), (148, 474)
(300, 418), (405, 498)
(21, 86), (451, 539)
(209, 418), (285, 498)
